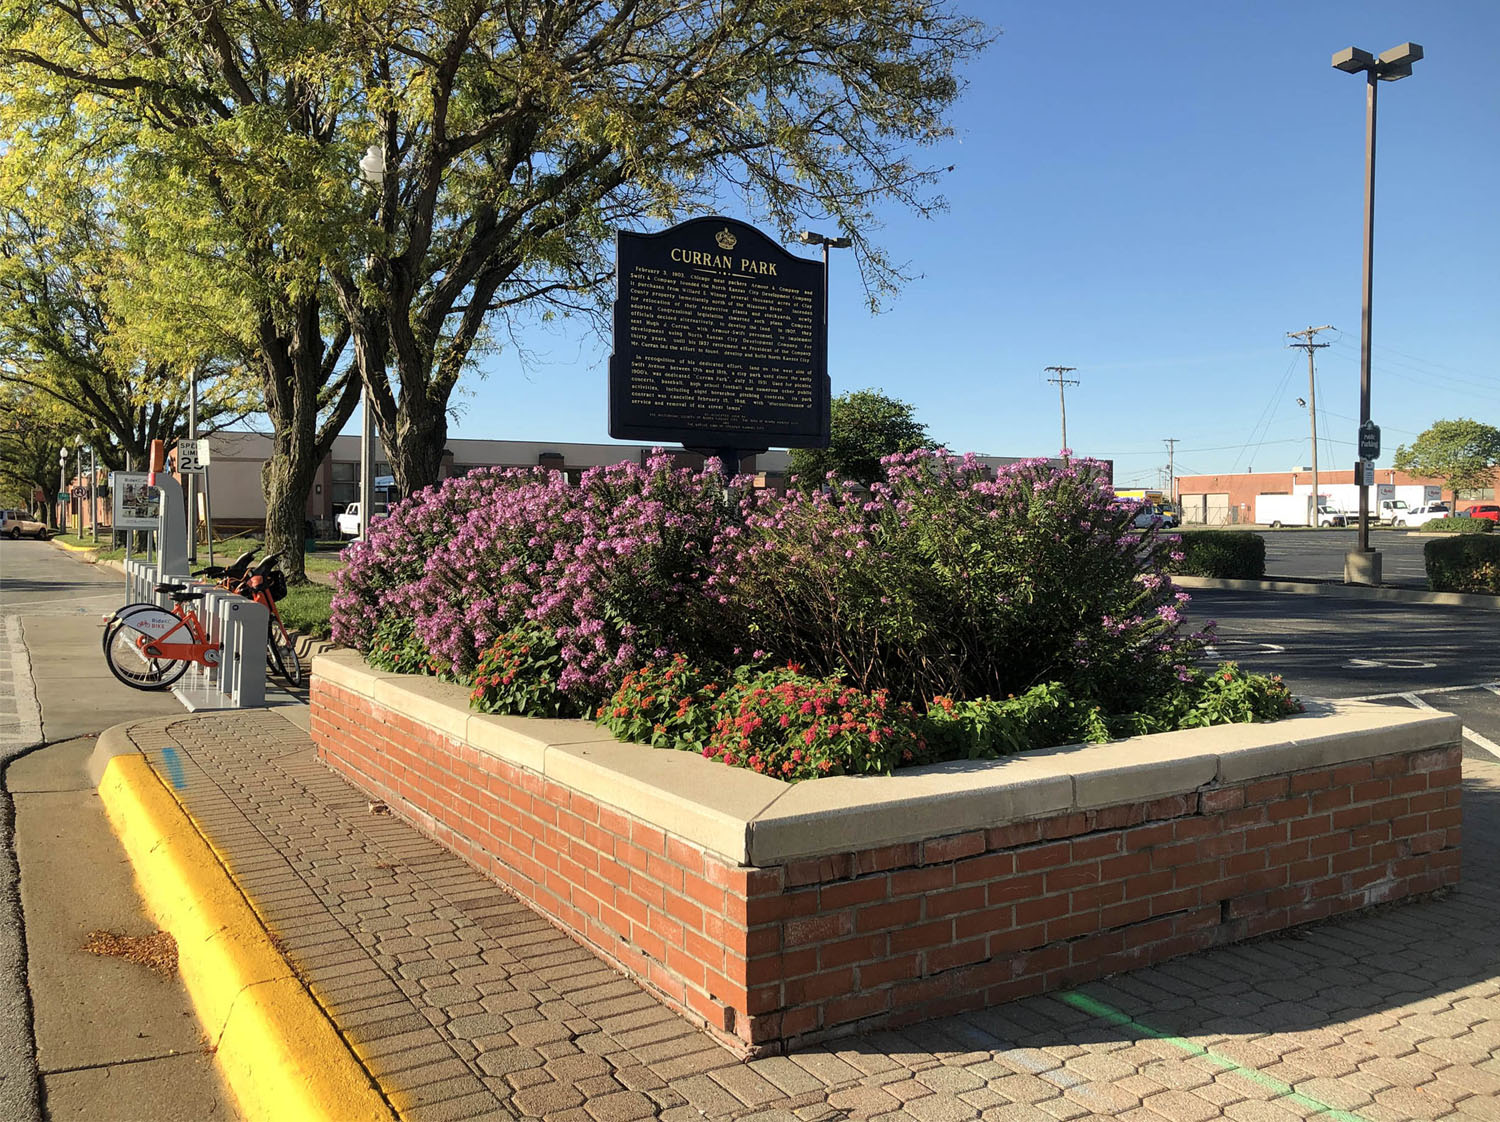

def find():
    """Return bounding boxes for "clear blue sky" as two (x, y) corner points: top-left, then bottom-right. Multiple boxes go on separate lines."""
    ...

(431, 1), (1499, 489)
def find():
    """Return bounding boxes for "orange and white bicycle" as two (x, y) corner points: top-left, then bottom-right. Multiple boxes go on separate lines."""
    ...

(103, 551), (301, 689)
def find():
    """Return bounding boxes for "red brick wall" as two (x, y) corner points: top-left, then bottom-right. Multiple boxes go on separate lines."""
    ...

(311, 679), (1462, 1055)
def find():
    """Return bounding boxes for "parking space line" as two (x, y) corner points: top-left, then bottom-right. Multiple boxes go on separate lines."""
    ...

(1399, 692), (1500, 761)
(1342, 682), (1500, 703)
(1054, 990), (1369, 1120)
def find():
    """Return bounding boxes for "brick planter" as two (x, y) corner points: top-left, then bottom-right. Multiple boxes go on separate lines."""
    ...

(309, 650), (1462, 1055)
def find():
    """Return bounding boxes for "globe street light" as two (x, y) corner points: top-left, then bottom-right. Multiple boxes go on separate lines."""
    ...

(1332, 41), (1423, 585)
(356, 144), (388, 542)
(58, 446), (68, 536)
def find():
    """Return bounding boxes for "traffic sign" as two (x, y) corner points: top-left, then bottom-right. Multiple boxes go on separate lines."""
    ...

(1358, 421), (1381, 460)
(1357, 459), (1375, 486)
(175, 441), (204, 473)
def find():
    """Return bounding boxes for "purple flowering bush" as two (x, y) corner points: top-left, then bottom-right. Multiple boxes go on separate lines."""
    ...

(713, 452), (1208, 714)
(333, 454), (736, 697)
(333, 448), (1300, 777)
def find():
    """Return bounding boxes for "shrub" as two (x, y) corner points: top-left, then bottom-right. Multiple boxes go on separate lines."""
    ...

(1164, 531), (1266, 579)
(713, 453), (1206, 714)
(919, 684), (1108, 760)
(595, 655), (722, 750)
(331, 468), (540, 651)
(700, 664), (931, 781)
(470, 625), (581, 718)
(366, 615), (452, 678)
(334, 454), (738, 702)
(1425, 516), (1494, 534)
(1425, 535), (1500, 594)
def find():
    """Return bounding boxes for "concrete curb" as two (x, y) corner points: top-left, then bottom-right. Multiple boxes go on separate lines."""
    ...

(91, 724), (395, 1122)
(1172, 575), (1500, 610)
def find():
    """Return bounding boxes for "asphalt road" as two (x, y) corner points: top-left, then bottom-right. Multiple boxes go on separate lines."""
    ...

(1185, 585), (1500, 765)
(1256, 527), (1443, 587)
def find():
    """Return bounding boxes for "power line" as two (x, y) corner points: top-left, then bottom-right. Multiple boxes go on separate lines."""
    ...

(1043, 367), (1079, 455)
(1287, 325), (1333, 503)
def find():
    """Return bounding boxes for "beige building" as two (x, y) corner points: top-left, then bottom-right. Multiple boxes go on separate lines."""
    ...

(182, 432), (795, 530)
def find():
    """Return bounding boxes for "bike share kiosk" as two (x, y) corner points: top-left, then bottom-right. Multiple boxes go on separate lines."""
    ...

(112, 441), (269, 708)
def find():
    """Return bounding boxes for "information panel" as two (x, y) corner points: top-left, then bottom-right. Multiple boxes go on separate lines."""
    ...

(111, 472), (160, 530)
(608, 217), (829, 448)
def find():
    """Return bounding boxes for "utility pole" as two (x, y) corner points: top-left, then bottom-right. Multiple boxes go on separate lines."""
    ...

(1287, 325), (1333, 526)
(1043, 366), (1079, 456)
(1163, 438), (1179, 503)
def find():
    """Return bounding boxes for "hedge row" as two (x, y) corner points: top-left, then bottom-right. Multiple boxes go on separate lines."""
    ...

(1425, 535), (1500, 595)
(1425, 516), (1494, 534)
(1165, 531), (1267, 580)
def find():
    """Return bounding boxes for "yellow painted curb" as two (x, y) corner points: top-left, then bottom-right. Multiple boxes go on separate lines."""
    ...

(97, 752), (395, 1122)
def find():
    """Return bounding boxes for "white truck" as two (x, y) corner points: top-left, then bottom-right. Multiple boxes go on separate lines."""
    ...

(335, 501), (388, 537)
(1292, 482), (1441, 526)
(1255, 493), (1328, 527)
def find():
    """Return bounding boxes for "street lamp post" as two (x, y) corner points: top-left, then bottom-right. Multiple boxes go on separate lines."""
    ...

(1332, 41), (1423, 586)
(58, 447), (67, 535)
(793, 229), (851, 483)
(357, 144), (387, 542)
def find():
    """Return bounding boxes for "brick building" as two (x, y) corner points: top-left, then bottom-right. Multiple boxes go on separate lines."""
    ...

(1176, 465), (1500, 526)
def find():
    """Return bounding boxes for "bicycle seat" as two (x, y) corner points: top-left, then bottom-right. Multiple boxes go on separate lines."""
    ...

(194, 566), (228, 578)
(155, 582), (188, 594)
(169, 591), (205, 603)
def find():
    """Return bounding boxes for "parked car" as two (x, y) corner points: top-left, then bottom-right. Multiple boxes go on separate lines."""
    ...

(1460, 503), (1500, 523)
(1, 509), (49, 540)
(1393, 502), (1451, 528)
(335, 501), (389, 537)
(1131, 505), (1179, 530)
(1317, 504), (1348, 527)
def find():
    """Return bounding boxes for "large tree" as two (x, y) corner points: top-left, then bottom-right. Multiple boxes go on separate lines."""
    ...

(1, 0), (990, 510)
(0, 168), (253, 475)
(0, 386), (69, 522)
(1, 8), (367, 576)
(1393, 419), (1500, 499)
(789, 388), (933, 485)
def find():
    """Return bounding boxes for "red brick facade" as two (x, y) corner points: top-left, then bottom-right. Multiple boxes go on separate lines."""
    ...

(311, 678), (1462, 1055)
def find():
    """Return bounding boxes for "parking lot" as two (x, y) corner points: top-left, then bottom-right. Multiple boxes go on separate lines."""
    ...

(1188, 586), (1500, 765)
(1251, 528), (1442, 587)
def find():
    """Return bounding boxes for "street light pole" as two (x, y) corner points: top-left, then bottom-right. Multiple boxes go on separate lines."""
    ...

(791, 229), (852, 482)
(58, 447), (67, 535)
(358, 143), (387, 541)
(1333, 42), (1422, 585)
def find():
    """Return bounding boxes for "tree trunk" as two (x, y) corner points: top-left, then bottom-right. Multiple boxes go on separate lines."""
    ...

(261, 436), (314, 585)
(390, 392), (449, 497)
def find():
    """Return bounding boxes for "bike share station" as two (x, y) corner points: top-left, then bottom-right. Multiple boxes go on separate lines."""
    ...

(111, 453), (274, 710)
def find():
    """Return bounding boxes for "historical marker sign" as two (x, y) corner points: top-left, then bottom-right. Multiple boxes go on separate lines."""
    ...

(608, 217), (830, 449)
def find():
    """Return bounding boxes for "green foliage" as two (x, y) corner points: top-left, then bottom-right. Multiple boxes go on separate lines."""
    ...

(275, 582), (335, 639)
(1393, 419), (1500, 496)
(1165, 531), (1266, 579)
(365, 615), (447, 676)
(1424, 536), (1500, 594)
(595, 655), (722, 751)
(919, 685), (1104, 759)
(701, 664), (931, 781)
(726, 455), (1201, 715)
(586, 658), (1303, 782)
(469, 626), (581, 719)
(1425, 516), (1494, 534)
(788, 389), (933, 486)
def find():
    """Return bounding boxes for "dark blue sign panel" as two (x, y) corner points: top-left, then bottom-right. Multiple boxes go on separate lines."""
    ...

(608, 217), (829, 448)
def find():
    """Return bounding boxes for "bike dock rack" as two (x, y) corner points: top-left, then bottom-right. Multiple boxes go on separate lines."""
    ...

(119, 559), (272, 711)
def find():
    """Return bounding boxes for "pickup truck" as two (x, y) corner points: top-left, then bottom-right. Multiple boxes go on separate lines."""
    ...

(335, 501), (388, 537)
(1, 509), (49, 540)
(1392, 502), (1451, 528)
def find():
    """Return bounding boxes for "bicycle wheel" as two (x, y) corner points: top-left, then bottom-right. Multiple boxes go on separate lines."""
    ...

(267, 618), (302, 686)
(102, 602), (167, 653)
(104, 613), (191, 690)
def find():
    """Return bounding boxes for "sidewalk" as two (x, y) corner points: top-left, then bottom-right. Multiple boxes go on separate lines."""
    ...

(83, 705), (1500, 1121)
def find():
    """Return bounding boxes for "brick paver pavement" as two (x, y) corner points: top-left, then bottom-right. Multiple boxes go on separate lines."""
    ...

(118, 712), (1500, 1121)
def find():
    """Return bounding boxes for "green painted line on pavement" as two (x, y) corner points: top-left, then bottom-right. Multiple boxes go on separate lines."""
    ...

(1055, 989), (1370, 1122)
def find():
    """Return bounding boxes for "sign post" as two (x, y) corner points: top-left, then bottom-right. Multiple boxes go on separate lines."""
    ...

(608, 217), (830, 474)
